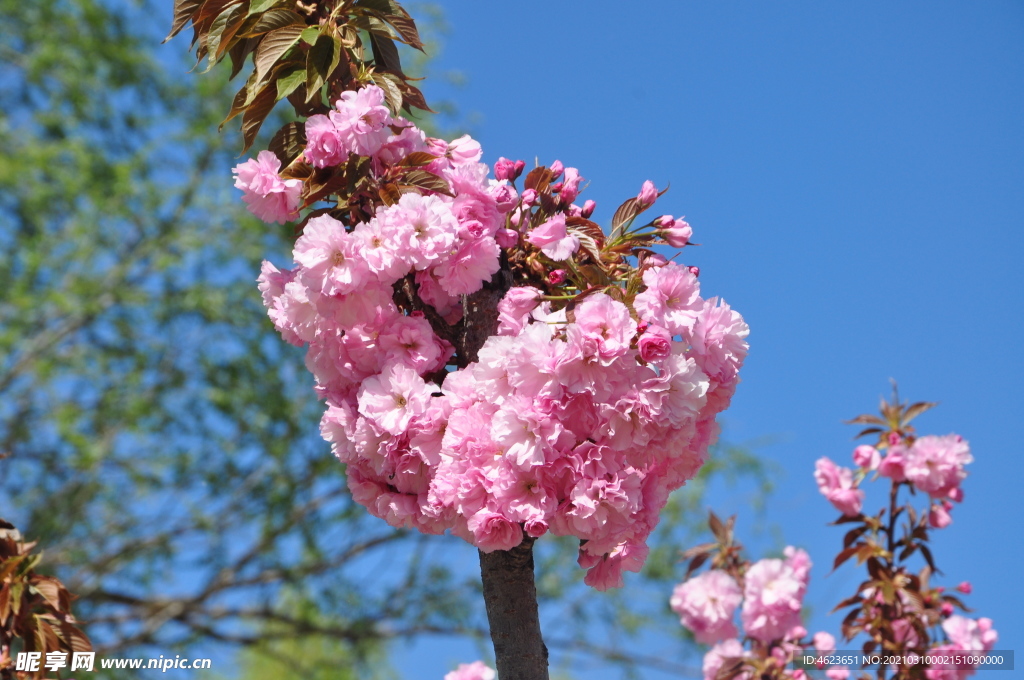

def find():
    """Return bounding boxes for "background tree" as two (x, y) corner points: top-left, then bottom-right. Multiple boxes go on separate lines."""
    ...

(0, 1), (769, 677)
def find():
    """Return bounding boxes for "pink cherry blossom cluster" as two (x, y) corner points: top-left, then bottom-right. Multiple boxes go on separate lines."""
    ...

(816, 432), (972, 528)
(443, 661), (495, 680)
(671, 547), (811, 647)
(673, 398), (997, 680)
(242, 83), (748, 588)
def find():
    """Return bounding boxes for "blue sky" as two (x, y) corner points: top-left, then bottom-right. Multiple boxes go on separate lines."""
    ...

(393, 1), (1024, 677)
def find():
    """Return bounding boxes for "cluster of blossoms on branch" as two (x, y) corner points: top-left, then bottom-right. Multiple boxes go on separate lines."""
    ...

(239, 80), (748, 588)
(671, 395), (997, 680)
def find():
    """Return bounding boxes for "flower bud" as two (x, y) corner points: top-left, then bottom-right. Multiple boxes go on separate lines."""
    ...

(637, 179), (658, 207)
(853, 445), (881, 470)
(521, 188), (538, 205)
(495, 228), (519, 248)
(659, 218), (692, 247)
(547, 269), (567, 285)
(581, 199), (596, 218)
(956, 581), (972, 594)
(513, 159), (526, 179)
(688, 266), (700, 278)
(560, 167), (582, 204)
(493, 157), (517, 181)
(948, 486), (964, 503)
(929, 502), (953, 529)
(549, 160), (564, 179)
(941, 602), (955, 616)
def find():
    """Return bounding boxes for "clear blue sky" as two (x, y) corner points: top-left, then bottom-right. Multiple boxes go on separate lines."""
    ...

(395, 1), (1024, 677)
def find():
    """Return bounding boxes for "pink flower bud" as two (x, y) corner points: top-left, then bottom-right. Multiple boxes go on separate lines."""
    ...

(551, 181), (564, 193)
(549, 160), (564, 179)
(496, 228), (519, 248)
(956, 581), (972, 594)
(659, 217), (692, 248)
(941, 602), (955, 616)
(547, 269), (567, 285)
(688, 265), (700, 278)
(929, 503), (953, 529)
(637, 179), (658, 207)
(888, 432), (902, 446)
(493, 157), (517, 181)
(513, 159), (526, 179)
(521, 188), (538, 205)
(638, 325), (672, 362)
(581, 199), (596, 218)
(853, 445), (881, 470)
(560, 168), (582, 204)
(948, 486), (964, 503)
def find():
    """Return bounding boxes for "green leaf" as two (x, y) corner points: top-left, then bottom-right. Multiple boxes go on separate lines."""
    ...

(300, 26), (321, 45)
(276, 65), (305, 100)
(254, 24), (304, 81)
(248, 0), (285, 15)
(305, 34), (342, 103)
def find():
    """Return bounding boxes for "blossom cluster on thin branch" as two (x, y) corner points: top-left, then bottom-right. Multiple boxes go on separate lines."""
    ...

(672, 393), (997, 679)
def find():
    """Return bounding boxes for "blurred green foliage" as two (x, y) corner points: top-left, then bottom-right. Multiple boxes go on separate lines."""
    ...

(0, 1), (772, 678)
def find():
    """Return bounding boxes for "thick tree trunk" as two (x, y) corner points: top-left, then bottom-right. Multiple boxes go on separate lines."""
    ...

(478, 537), (549, 680)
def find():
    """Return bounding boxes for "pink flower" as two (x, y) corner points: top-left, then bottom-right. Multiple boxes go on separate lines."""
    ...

(685, 297), (749, 383)
(433, 236), (501, 296)
(446, 134), (482, 165)
(814, 631), (836, 655)
(670, 570), (742, 644)
(331, 85), (393, 157)
(879, 444), (908, 482)
(633, 262), (702, 334)
(386, 193), (458, 270)
(467, 509), (523, 552)
(567, 293), (638, 363)
(581, 199), (596, 218)
(741, 549), (810, 643)
(853, 444), (881, 470)
(233, 150), (302, 224)
(702, 639), (748, 680)
(904, 434), (972, 499)
(526, 214), (580, 261)
(356, 363), (435, 435)
(638, 324), (672, 362)
(304, 114), (348, 167)
(497, 286), (542, 336)
(957, 581), (973, 594)
(294, 215), (370, 295)
(444, 661), (495, 680)
(814, 457), (864, 517)
(637, 179), (658, 207)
